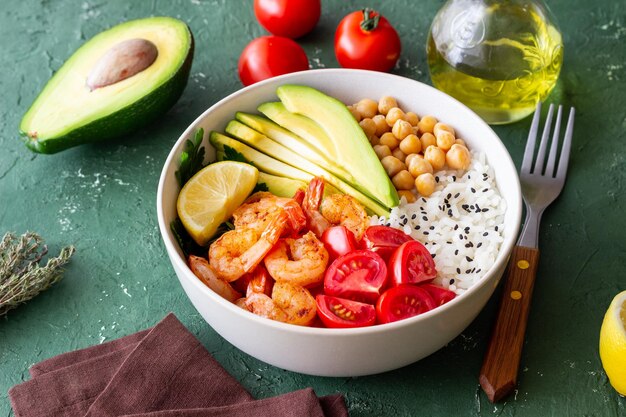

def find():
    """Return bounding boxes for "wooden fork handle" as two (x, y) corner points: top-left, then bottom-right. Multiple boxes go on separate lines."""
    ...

(479, 245), (540, 402)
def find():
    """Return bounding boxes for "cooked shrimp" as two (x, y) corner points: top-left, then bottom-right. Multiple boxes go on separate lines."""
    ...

(245, 264), (274, 297)
(232, 192), (306, 235)
(209, 210), (288, 282)
(188, 255), (241, 302)
(303, 177), (331, 237)
(304, 177), (368, 240)
(241, 281), (316, 326)
(264, 231), (329, 287)
(320, 193), (368, 240)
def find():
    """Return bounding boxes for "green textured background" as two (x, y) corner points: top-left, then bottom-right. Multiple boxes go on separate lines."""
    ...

(1, 0), (625, 416)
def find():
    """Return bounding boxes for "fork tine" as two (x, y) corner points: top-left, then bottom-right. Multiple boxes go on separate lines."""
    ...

(533, 104), (554, 174)
(521, 102), (542, 173)
(556, 107), (575, 179)
(545, 105), (563, 177)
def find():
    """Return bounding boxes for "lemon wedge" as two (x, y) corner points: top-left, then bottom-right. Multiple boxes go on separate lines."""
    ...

(599, 290), (626, 396)
(177, 161), (259, 246)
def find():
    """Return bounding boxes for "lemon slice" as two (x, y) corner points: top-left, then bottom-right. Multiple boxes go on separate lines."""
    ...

(177, 161), (259, 245)
(599, 290), (626, 396)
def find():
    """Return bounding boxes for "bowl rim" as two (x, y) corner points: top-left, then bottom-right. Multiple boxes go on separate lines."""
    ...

(157, 68), (523, 336)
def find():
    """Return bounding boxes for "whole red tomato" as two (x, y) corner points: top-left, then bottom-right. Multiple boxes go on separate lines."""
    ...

(254, 0), (321, 39)
(334, 8), (401, 72)
(238, 36), (309, 86)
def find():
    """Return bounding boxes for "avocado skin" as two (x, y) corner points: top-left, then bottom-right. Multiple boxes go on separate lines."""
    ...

(22, 29), (194, 154)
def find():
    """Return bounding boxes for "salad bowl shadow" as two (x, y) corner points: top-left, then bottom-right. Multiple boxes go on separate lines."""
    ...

(157, 68), (522, 377)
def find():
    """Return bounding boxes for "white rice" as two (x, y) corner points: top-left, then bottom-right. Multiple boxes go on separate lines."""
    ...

(370, 151), (506, 295)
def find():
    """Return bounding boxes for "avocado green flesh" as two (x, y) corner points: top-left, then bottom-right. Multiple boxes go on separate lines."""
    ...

(277, 85), (399, 208)
(20, 17), (193, 154)
(257, 173), (307, 198)
(223, 121), (389, 216)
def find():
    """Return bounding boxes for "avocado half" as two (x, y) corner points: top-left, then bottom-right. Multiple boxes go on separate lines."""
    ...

(20, 17), (194, 154)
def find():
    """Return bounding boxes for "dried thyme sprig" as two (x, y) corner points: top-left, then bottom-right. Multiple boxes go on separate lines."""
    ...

(0, 232), (75, 316)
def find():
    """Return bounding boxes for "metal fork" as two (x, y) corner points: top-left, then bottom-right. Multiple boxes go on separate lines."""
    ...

(479, 103), (575, 403)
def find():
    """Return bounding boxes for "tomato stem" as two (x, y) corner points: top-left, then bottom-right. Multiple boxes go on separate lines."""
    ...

(360, 8), (380, 32)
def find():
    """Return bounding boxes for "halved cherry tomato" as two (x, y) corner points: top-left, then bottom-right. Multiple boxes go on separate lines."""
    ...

(421, 283), (456, 306)
(334, 8), (401, 72)
(389, 240), (437, 286)
(360, 225), (413, 262)
(324, 250), (387, 304)
(322, 225), (359, 261)
(376, 285), (436, 324)
(316, 294), (376, 328)
(238, 36), (309, 86)
(254, 0), (321, 39)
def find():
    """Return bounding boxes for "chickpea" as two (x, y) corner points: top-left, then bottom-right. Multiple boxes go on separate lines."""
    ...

(392, 148), (406, 162)
(392, 119), (413, 140)
(359, 118), (377, 138)
(436, 131), (456, 151)
(386, 107), (405, 127)
(397, 190), (417, 203)
(433, 122), (455, 138)
(417, 115), (437, 134)
(408, 157), (433, 177)
(399, 134), (422, 155)
(404, 153), (420, 167)
(455, 138), (466, 147)
(420, 132), (436, 149)
(378, 96), (398, 115)
(446, 144), (472, 170)
(347, 105), (361, 122)
(405, 111), (420, 126)
(373, 144), (392, 159)
(392, 170), (415, 190)
(379, 132), (399, 150)
(424, 145), (446, 171)
(381, 155), (406, 177)
(373, 114), (390, 136)
(415, 173), (436, 197)
(355, 98), (378, 119)
(369, 135), (380, 146)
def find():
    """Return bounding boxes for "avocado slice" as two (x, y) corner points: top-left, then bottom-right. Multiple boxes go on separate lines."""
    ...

(224, 121), (389, 216)
(20, 17), (194, 154)
(276, 85), (399, 208)
(257, 173), (307, 198)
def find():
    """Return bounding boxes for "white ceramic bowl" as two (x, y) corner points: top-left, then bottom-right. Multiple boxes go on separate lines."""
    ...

(157, 69), (522, 377)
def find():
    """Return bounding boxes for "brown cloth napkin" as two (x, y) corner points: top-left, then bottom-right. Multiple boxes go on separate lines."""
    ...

(9, 313), (348, 417)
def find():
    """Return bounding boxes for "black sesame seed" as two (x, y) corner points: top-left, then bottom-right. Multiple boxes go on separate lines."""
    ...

(415, 225), (421, 230)
(454, 249), (459, 255)
(400, 214), (406, 219)
(447, 193), (452, 200)
(422, 198), (427, 203)
(456, 268), (461, 274)
(483, 232), (488, 237)
(431, 253), (436, 258)
(422, 216), (428, 221)
(476, 242), (483, 248)
(450, 279), (455, 284)
(482, 208), (489, 212)
(423, 231), (429, 235)
(466, 256), (473, 262)
(447, 241), (452, 244)
(454, 225), (459, 230)
(435, 176), (440, 183)
(429, 225), (435, 230)
(476, 269), (481, 273)
(411, 214), (417, 220)
(402, 218), (408, 225)
(448, 209), (453, 216)
(459, 233), (464, 239)
(468, 175), (471, 179)
(452, 176), (457, 181)
(465, 243), (471, 248)
(495, 226), (499, 231)
(465, 269), (472, 274)
(482, 188), (488, 192)
(471, 187), (476, 193)
(454, 193), (460, 198)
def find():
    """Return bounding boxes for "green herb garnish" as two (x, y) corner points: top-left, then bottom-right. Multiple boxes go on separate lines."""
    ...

(175, 128), (206, 187)
(0, 232), (75, 316)
(223, 144), (249, 164)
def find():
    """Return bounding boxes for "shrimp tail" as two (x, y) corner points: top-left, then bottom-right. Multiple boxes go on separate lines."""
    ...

(303, 177), (330, 238)
(283, 200), (307, 235)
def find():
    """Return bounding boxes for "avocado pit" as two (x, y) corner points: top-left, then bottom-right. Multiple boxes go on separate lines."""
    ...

(86, 38), (158, 91)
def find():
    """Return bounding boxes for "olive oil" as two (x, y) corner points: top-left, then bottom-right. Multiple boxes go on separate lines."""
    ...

(427, 1), (563, 125)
